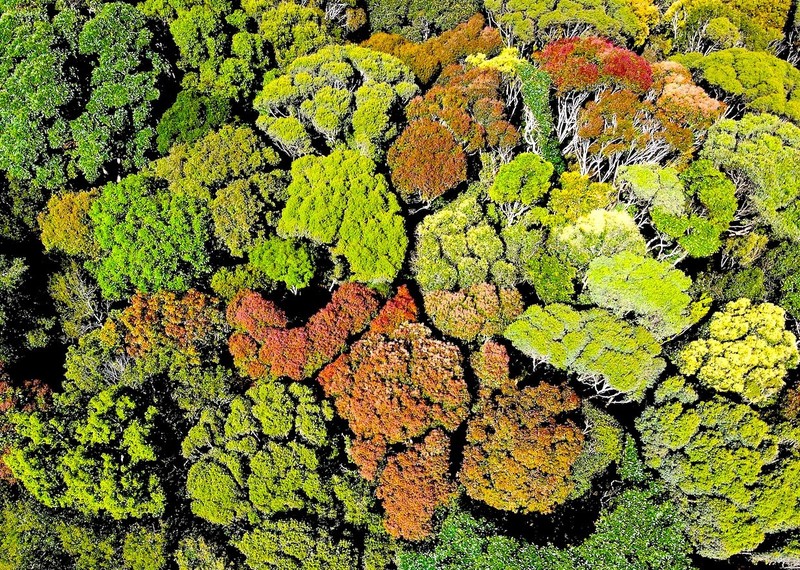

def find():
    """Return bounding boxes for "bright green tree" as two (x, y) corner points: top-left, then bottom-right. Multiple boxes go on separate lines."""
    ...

(364, 0), (481, 41)
(677, 48), (800, 124)
(182, 380), (334, 526)
(277, 148), (407, 284)
(88, 174), (212, 299)
(676, 299), (799, 406)
(585, 252), (709, 339)
(485, 0), (657, 48)
(70, 2), (168, 182)
(505, 304), (665, 402)
(250, 237), (314, 293)
(617, 160), (737, 258)
(6, 383), (165, 520)
(488, 152), (554, 224)
(413, 191), (543, 291)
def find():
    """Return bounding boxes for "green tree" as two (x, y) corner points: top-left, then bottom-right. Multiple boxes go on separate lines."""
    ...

(88, 174), (212, 299)
(702, 113), (800, 241)
(255, 45), (418, 160)
(505, 304), (665, 402)
(398, 483), (694, 570)
(235, 519), (356, 570)
(277, 148), (407, 284)
(617, 160), (737, 259)
(676, 299), (799, 406)
(637, 374), (800, 559)
(488, 153), (554, 224)
(364, 0), (481, 41)
(553, 209), (646, 272)
(0, 1), (77, 192)
(155, 89), (231, 154)
(677, 48), (800, 124)
(413, 191), (542, 291)
(0, 255), (54, 364)
(585, 252), (709, 339)
(70, 2), (168, 182)
(182, 380), (334, 526)
(7, 383), (165, 520)
(0, 491), (69, 570)
(664, 0), (790, 53)
(485, 0), (658, 48)
(249, 237), (314, 293)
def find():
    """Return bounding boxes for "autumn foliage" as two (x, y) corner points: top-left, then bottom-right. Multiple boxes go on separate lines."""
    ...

(376, 430), (457, 540)
(318, 285), (469, 539)
(424, 283), (524, 341)
(117, 289), (226, 364)
(460, 342), (585, 514)
(363, 14), (502, 85)
(537, 36), (653, 94)
(388, 119), (467, 203)
(403, 65), (520, 157)
(227, 283), (380, 381)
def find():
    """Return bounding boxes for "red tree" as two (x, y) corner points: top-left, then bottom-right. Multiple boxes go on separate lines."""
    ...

(227, 283), (380, 381)
(537, 36), (652, 95)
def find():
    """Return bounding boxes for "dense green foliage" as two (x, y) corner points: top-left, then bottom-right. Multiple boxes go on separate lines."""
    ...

(3, 0), (800, 568)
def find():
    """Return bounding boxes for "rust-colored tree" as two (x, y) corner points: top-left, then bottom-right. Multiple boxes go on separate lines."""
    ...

(363, 14), (502, 85)
(318, 288), (469, 479)
(536, 37), (724, 180)
(376, 429), (457, 541)
(401, 65), (520, 160)
(388, 119), (467, 203)
(227, 283), (380, 381)
(572, 62), (724, 180)
(460, 341), (585, 514)
(424, 283), (523, 342)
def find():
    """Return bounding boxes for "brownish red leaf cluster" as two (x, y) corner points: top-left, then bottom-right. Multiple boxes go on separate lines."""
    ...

(118, 289), (226, 364)
(318, 285), (469, 539)
(227, 283), (380, 381)
(424, 283), (524, 341)
(363, 14), (502, 85)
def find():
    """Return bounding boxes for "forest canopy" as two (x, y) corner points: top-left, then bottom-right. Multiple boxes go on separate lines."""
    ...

(2, 0), (800, 569)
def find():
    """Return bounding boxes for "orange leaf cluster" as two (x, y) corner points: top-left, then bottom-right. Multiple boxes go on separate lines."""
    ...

(118, 289), (225, 364)
(363, 14), (502, 85)
(227, 283), (380, 381)
(376, 429), (457, 540)
(460, 341), (585, 514)
(388, 118), (467, 203)
(318, 285), (469, 539)
(405, 65), (520, 155)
